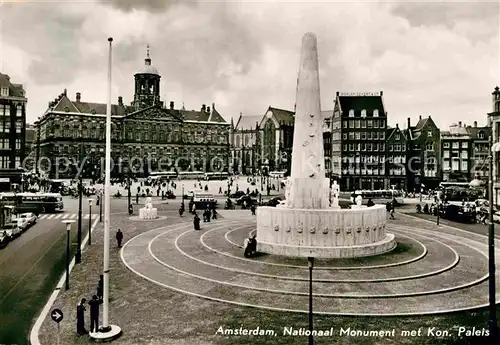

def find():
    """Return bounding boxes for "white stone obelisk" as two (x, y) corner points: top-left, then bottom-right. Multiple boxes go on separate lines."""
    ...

(91, 37), (122, 341)
(286, 32), (330, 209)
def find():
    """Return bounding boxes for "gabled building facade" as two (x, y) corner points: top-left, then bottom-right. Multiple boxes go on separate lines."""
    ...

(441, 121), (471, 182)
(406, 115), (441, 191)
(34, 48), (229, 179)
(386, 124), (407, 189)
(466, 121), (490, 182)
(488, 86), (500, 205)
(0, 73), (27, 189)
(230, 113), (261, 174)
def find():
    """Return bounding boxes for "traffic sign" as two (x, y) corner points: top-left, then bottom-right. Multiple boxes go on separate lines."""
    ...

(51, 308), (64, 323)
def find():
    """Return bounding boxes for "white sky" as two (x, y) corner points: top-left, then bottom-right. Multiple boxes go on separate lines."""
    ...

(0, 0), (498, 130)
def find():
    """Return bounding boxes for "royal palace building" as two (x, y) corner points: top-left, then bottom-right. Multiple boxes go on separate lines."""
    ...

(34, 48), (230, 179)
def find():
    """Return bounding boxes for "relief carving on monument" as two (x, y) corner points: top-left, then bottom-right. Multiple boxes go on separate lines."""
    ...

(274, 225), (279, 232)
(323, 228), (329, 234)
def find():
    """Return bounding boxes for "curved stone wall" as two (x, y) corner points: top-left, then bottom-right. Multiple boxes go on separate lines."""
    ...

(256, 205), (396, 258)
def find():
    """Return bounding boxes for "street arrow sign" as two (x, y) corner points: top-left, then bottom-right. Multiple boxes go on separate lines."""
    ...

(51, 308), (63, 323)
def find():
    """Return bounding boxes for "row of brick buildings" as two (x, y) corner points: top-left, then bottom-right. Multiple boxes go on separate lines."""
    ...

(231, 91), (492, 192)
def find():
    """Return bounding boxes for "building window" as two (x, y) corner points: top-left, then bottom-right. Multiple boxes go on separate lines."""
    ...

(355, 132), (360, 140)
(443, 142), (450, 148)
(380, 143), (385, 151)
(16, 121), (22, 133)
(349, 120), (354, 128)
(0, 138), (9, 149)
(380, 132), (385, 140)
(349, 109), (354, 117)
(426, 142), (434, 151)
(15, 138), (21, 150)
(428, 130), (432, 137)
(355, 120), (360, 128)
(373, 109), (379, 117)
(15, 156), (20, 168)
(367, 120), (373, 128)
(0, 88), (8, 97)
(461, 151), (468, 159)
(389, 144), (393, 151)
(402, 144), (406, 151)
(349, 132), (354, 140)
(452, 142), (459, 149)
(361, 120), (366, 128)
(443, 151), (450, 158)
(342, 133), (347, 140)
(361, 109), (367, 117)
(461, 161), (467, 171)
(361, 132), (366, 140)
(443, 161), (450, 170)
(343, 121), (348, 129)
(395, 133), (400, 140)
(1, 104), (10, 116)
(374, 132), (379, 140)
(16, 105), (22, 117)
(0, 156), (8, 168)
(478, 131), (484, 139)
(462, 141), (468, 148)
(368, 132), (372, 140)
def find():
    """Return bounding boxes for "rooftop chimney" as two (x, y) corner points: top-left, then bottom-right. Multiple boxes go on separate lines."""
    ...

(407, 117), (411, 129)
(170, 101), (174, 110)
(336, 91), (339, 96)
(419, 115), (422, 120)
(76, 92), (81, 102)
(118, 96), (123, 106)
(396, 123), (399, 128)
(207, 106), (211, 114)
(212, 102), (215, 110)
(458, 121), (462, 127)
(474, 121), (477, 127)
(63, 88), (67, 96)
(380, 90), (383, 96)
(201, 104), (206, 112)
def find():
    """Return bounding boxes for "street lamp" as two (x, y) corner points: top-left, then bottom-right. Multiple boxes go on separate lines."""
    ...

(76, 170), (83, 264)
(307, 257), (314, 345)
(488, 136), (500, 342)
(62, 219), (75, 290)
(181, 184), (185, 208)
(88, 199), (93, 245)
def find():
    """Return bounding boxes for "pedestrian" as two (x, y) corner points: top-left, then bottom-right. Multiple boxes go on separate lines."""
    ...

(76, 298), (88, 335)
(136, 193), (139, 204)
(88, 295), (103, 333)
(212, 207), (217, 220)
(96, 275), (103, 300)
(219, 186), (222, 194)
(116, 229), (123, 248)
(193, 212), (201, 230)
(389, 204), (395, 220)
(250, 204), (256, 216)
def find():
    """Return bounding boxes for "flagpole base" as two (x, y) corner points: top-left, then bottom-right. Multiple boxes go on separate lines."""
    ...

(89, 324), (122, 342)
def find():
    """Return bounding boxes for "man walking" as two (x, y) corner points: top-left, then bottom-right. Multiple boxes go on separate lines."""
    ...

(116, 229), (123, 248)
(88, 295), (103, 333)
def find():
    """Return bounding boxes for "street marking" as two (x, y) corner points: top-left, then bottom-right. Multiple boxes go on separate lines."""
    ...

(54, 214), (62, 219)
(70, 214), (77, 219)
(39, 214), (48, 219)
(46, 214), (55, 219)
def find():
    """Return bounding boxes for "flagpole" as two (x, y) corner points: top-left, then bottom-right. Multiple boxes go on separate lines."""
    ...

(90, 36), (122, 341)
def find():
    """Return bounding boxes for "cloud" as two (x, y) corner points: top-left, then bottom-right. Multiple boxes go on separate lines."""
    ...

(0, 0), (497, 131)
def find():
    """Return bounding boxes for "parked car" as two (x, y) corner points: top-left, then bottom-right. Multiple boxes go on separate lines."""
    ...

(263, 197), (282, 207)
(0, 230), (9, 249)
(14, 218), (30, 232)
(236, 195), (257, 206)
(493, 211), (500, 224)
(230, 191), (245, 199)
(18, 212), (37, 227)
(3, 221), (22, 238)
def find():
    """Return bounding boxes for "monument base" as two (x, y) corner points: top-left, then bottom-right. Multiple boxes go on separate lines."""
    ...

(257, 234), (396, 258)
(139, 208), (158, 220)
(89, 324), (122, 342)
(256, 205), (394, 258)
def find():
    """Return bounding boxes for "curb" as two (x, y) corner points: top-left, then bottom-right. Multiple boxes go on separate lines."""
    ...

(30, 215), (101, 345)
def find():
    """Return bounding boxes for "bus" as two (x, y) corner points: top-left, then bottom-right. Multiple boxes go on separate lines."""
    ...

(439, 182), (471, 189)
(204, 172), (229, 180)
(178, 171), (205, 180)
(149, 171), (178, 181)
(0, 192), (64, 214)
(354, 189), (404, 205)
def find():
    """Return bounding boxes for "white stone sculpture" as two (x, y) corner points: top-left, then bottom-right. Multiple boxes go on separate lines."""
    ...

(330, 181), (340, 209)
(356, 195), (362, 206)
(139, 196), (158, 219)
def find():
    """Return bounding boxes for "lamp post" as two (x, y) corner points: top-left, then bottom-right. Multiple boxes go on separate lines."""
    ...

(76, 168), (83, 264)
(307, 257), (314, 345)
(488, 136), (500, 342)
(99, 191), (103, 223)
(88, 199), (93, 245)
(62, 219), (75, 290)
(436, 194), (440, 226)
